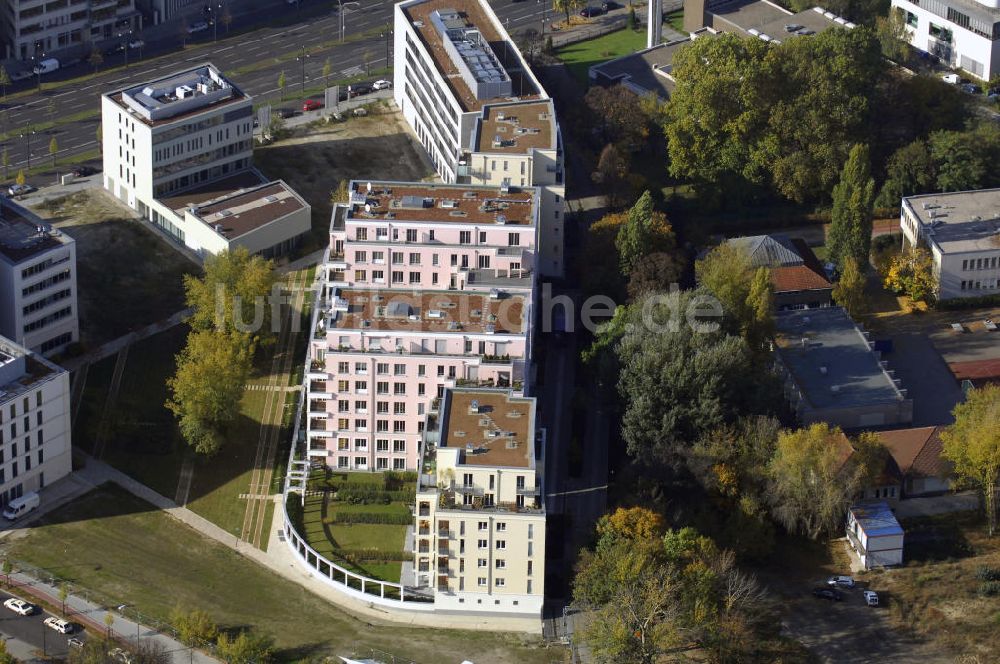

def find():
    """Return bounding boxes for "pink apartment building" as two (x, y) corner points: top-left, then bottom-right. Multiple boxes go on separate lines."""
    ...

(306, 181), (540, 471)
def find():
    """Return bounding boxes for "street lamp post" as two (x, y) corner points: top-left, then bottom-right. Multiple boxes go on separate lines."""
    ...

(211, 2), (222, 41)
(20, 127), (35, 171)
(336, 0), (345, 42)
(382, 25), (393, 69)
(117, 30), (132, 68)
(296, 47), (309, 94)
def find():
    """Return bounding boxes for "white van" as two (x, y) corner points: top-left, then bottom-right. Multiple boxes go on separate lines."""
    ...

(31, 58), (59, 75)
(3, 492), (40, 520)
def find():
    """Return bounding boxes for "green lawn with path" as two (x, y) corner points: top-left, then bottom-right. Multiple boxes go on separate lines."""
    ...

(555, 27), (648, 86)
(4, 485), (560, 663)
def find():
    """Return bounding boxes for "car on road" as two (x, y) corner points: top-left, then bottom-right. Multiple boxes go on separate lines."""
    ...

(579, 6), (604, 17)
(187, 20), (209, 34)
(4, 598), (36, 615)
(827, 575), (855, 588)
(863, 590), (879, 607)
(302, 99), (323, 111)
(812, 587), (842, 601)
(372, 79), (392, 90)
(44, 617), (74, 634)
(68, 637), (85, 649)
(347, 83), (372, 98)
(7, 184), (36, 197)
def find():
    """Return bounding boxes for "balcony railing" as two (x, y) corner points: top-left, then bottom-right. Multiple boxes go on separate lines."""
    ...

(454, 484), (484, 497)
(516, 485), (541, 496)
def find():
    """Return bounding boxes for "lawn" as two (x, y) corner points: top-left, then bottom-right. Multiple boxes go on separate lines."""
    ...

(555, 27), (647, 86)
(877, 511), (1000, 659)
(30, 190), (198, 349)
(665, 9), (685, 33)
(298, 472), (416, 583)
(4, 485), (562, 664)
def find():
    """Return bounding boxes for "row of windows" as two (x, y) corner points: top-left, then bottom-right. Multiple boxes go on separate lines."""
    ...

(0, 429), (44, 463)
(0, 410), (44, 441)
(337, 400), (409, 414)
(22, 288), (72, 316)
(334, 418), (409, 433)
(39, 331), (73, 353)
(20, 253), (70, 280)
(23, 306), (72, 333)
(0, 449), (44, 486)
(22, 268), (71, 297)
(0, 392), (43, 424)
(334, 456), (407, 470)
(961, 256), (999, 271)
(335, 438), (407, 452)
(334, 380), (416, 395)
(960, 279), (998, 290)
(353, 229), (522, 246)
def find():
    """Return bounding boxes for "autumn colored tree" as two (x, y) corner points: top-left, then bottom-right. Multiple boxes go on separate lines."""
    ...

(942, 385), (1000, 536)
(833, 257), (867, 317)
(884, 248), (935, 302)
(596, 506), (666, 541)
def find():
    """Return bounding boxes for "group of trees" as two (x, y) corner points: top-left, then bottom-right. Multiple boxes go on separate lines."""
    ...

(166, 248), (276, 455)
(574, 507), (777, 662)
(172, 607), (274, 664)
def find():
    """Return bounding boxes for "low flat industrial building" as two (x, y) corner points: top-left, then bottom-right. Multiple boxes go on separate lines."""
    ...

(774, 308), (913, 429)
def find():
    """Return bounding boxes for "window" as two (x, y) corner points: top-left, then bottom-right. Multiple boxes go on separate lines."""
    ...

(372, 251), (385, 264)
(354, 250), (368, 263)
(409, 252), (420, 265)
(377, 401), (389, 414)
(392, 251), (404, 265)
(376, 458), (388, 470)
(459, 231), (471, 244)
(393, 440), (406, 453)
(356, 228), (368, 241)
(478, 558), (488, 568)
(905, 10), (917, 27)
(355, 362), (366, 374)
(495, 578), (505, 587)
(479, 231), (487, 243)
(496, 522), (507, 532)
(406, 229), (418, 242)
(495, 559), (506, 569)
(377, 363), (390, 375)
(377, 381), (389, 394)
(478, 577), (488, 587)
(496, 540), (506, 550)
(409, 271), (421, 284)
(393, 458), (406, 470)
(478, 521), (488, 531)
(508, 232), (520, 246)
(354, 380), (367, 393)
(393, 402), (406, 414)
(355, 418), (367, 430)
(337, 400), (349, 413)
(392, 271), (404, 283)
(376, 420), (389, 432)
(432, 254), (439, 266)
(394, 383), (406, 395)
(478, 539), (488, 549)
(393, 421), (406, 433)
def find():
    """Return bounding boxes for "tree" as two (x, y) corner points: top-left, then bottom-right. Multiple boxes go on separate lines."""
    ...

(49, 136), (58, 167)
(927, 127), (998, 192)
(596, 506), (666, 542)
(875, 139), (935, 209)
(591, 143), (629, 208)
(222, 7), (233, 34)
(883, 248), (934, 302)
(833, 257), (867, 317)
(277, 70), (286, 100)
(322, 58), (332, 88)
(0, 66), (10, 101)
(183, 246), (277, 337)
(627, 252), (685, 301)
(695, 243), (773, 346)
(941, 385), (1000, 536)
(215, 629), (275, 664)
(0, 639), (13, 664)
(585, 85), (652, 153)
(104, 611), (115, 639)
(134, 641), (171, 664)
(827, 143), (875, 270)
(15, 170), (25, 187)
(768, 424), (885, 539)
(166, 330), (253, 455)
(69, 639), (112, 664)
(2, 147), (9, 180)
(1, 558), (10, 586)
(875, 7), (910, 62)
(170, 607), (219, 646)
(615, 191), (676, 277)
(581, 212), (628, 301)
(363, 50), (373, 77)
(553, 0), (583, 23)
(627, 5), (637, 30)
(88, 48), (103, 73)
(330, 179), (350, 205)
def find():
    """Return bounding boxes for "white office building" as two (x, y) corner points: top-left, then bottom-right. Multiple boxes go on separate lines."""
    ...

(393, 0), (565, 277)
(101, 63), (311, 258)
(3, 0), (142, 61)
(891, 0), (1000, 79)
(0, 197), (78, 356)
(900, 188), (1000, 300)
(0, 335), (72, 508)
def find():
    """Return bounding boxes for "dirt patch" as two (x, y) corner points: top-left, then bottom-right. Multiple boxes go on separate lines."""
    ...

(29, 190), (198, 349)
(254, 102), (436, 252)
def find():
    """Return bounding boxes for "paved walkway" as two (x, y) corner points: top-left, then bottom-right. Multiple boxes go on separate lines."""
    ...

(895, 491), (980, 519)
(61, 308), (192, 373)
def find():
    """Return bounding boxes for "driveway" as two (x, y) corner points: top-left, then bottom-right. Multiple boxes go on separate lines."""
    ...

(884, 332), (962, 426)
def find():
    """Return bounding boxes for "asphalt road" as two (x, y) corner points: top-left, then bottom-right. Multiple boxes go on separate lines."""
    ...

(0, 0), (558, 180)
(0, 589), (88, 659)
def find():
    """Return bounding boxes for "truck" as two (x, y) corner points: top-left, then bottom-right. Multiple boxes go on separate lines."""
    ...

(2, 492), (40, 520)
(31, 58), (59, 75)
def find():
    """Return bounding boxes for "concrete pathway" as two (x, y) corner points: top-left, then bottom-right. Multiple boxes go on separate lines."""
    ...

(895, 491), (980, 519)
(60, 308), (192, 373)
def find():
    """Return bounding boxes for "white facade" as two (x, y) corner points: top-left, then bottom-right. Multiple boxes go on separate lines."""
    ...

(102, 64), (309, 258)
(901, 189), (1000, 300)
(892, 0), (1000, 80)
(414, 388), (546, 619)
(0, 335), (72, 507)
(847, 502), (904, 569)
(3, 0), (141, 61)
(393, 0), (565, 278)
(0, 198), (78, 356)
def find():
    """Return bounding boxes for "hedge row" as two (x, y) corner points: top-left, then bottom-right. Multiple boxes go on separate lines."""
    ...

(325, 511), (412, 526)
(978, 581), (1000, 597)
(976, 566), (1000, 582)
(335, 548), (410, 563)
(336, 488), (416, 504)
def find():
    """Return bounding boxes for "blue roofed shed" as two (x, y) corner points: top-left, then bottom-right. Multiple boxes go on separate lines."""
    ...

(847, 501), (904, 569)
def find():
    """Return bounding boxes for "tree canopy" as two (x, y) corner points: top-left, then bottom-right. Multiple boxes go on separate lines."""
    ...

(941, 385), (1000, 536)
(827, 143), (875, 270)
(184, 247), (277, 337)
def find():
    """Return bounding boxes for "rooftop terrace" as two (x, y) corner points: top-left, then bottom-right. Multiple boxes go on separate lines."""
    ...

(189, 181), (307, 240)
(774, 308), (906, 410)
(904, 189), (1000, 254)
(473, 101), (556, 154)
(401, 0), (540, 112)
(328, 288), (527, 335)
(0, 197), (72, 264)
(440, 389), (536, 468)
(347, 181), (536, 226)
(158, 170), (266, 211)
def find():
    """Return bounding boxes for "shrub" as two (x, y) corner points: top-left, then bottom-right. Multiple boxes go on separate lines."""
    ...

(325, 511), (411, 526)
(335, 548), (410, 562)
(336, 488), (415, 503)
(978, 581), (1000, 597)
(976, 566), (1000, 581)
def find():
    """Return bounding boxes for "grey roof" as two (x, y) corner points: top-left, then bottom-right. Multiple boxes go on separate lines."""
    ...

(775, 308), (906, 410)
(727, 234), (803, 267)
(903, 188), (1000, 255)
(711, 2), (854, 41)
(589, 38), (696, 99)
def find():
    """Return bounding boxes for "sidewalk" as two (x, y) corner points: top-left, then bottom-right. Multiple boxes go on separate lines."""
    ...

(5, 570), (217, 664)
(60, 307), (192, 373)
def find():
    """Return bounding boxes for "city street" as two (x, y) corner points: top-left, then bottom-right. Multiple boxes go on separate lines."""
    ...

(0, 588), (85, 660)
(0, 0), (559, 180)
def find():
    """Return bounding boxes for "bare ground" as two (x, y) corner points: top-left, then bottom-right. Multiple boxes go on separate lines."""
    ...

(30, 190), (198, 349)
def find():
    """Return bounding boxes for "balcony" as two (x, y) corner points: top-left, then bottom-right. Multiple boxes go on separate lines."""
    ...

(466, 268), (533, 288)
(437, 546), (450, 556)
(516, 485), (541, 496)
(437, 529), (454, 539)
(455, 484), (484, 497)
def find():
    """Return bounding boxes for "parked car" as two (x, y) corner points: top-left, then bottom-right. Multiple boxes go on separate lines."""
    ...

(863, 590), (879, 607)
(961, 83), (981, 94)
(372, 79), (392, 90)
(44, 617), (74, 634)
(68, 638), (85, 649)
(353, 107), (368, 116)
(784, 23), (804, 32)
(276, 108), (296, 119)
(941, 73), (961, 84)
(4, 598), (36, 616)
(601, 0), (622, 10)
(827, 575), (855, 588)
(128, 39), (145, 50)
(10, 70), (32, 82)
(72, 165), (98, 177)
(32, 58), (60, 75)
(811, 587), (842, 601)
(579, 6), (604, 17)
(7, 183), (35, 197)
(347, 83), (371, 98)
(187, 20), (209, 34)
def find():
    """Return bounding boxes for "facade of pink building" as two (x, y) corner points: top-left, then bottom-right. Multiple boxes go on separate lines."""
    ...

(306, 181), (539, 471)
